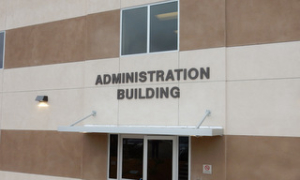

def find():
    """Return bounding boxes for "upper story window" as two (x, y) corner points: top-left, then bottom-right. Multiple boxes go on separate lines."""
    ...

(0, 31), (5, 69)
(121, 1), (178, 56)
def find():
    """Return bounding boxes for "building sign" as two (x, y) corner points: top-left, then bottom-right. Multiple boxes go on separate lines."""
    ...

(95, 67), (210, 100)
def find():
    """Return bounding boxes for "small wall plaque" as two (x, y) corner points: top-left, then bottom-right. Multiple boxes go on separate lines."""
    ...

(203, 164), (212, 174)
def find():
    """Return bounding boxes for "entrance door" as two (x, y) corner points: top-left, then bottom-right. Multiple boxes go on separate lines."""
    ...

(121, 135), (144, 180)
(120, 135), (177, 180)
(145, 136), (177, 180)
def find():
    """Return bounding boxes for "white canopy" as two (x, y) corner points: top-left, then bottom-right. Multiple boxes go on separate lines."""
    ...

(58, 125), (223, 136)
(58, 110), (223, 136)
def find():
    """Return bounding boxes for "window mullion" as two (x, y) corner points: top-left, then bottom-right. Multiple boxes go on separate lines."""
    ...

(0, 31), (5, 69)
(147, 5), (150, 53)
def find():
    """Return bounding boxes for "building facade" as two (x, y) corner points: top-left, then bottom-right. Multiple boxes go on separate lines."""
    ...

(0, 0), (300, 180)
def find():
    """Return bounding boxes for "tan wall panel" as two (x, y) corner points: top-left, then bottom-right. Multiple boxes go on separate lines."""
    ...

(3, 63), (85, 92)
(84, 58), (120, 87)
(119, 52), (179, 84)
(226, 0), (300, 46)
(83, 58), (119, 126)
(0, 70), (2, 132)
(5, 26), (34, 68)
(180, 0), (225, 51)
(121, 0), (166, 8)
(32, 17), (86, 66)
(82, 133), (108, 180)
(86, 10), (120, 60)
(179, 48), (226, 127)
(5, 0), (86, 30)
(1, 89), (85, 130)
(179, 82), (226, 127)
(0, 130), (108, 180)
(0, 91), (2, 128)
(179, 48), (226, 82)
(0, 69), (3, 92)
(83, 87), (119, 126)
(0, 130), (84, 178)
(227, 41), (300, 81)
(118, 52), (179, 126)
(0, 0), (6, 31)
(118, 84), (179, 126)
(88, 0), (120, 14)
(191, 136), (225, 180)
(226, 135), (300, 180)
(5, 17), (86, 69)
(226, 79), (300, 137)
(0, 171), (81, 180)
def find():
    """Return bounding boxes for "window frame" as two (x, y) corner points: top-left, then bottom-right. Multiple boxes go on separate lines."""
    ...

(0, 31), (5, 69)
(120, 0), (180, 56)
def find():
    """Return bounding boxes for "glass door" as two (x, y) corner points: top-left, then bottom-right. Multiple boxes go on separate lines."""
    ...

(120, 135), (144, 180)
(144, 136), (177, 180)
(120, 135), (177, 180)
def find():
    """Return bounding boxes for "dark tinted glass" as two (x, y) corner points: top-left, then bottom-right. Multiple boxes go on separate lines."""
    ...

(0, 32), (4, 69)
(147, 140), (173, 180)
(179, 137), (189, 180)
(122, 138), (144, 180)
(122, 7), (147, 55)
(150, 1), (178, 52)
(109, 134), (118, 179)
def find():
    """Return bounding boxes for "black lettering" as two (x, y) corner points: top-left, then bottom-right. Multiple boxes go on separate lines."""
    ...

(95, 75), (103, 85)
(183, 69), (187, 80)
(170, 86), (180, 98)
(160, 87), (169, 98)
(122, 73), (125, 83)
(126, 72), (134, 83)
(139, 88), (145, 99)
(146, 88), (155, 99)
(165, 70), (175, 81)
(200, 67), (210, 79)
(188, 68), (199, 80)
(104, 74), (111, 84)
(156, 70), (164, 82)
(134, 89), (138, 99)
(139, 71), (147, 82)
(117, 89), (125, 99)
(126, 89), (133, 99)
(135, 72), (138, 83)
(148, 71), (156, 82)
(174, 69), (183, 80)
(112, 73), (121, 84)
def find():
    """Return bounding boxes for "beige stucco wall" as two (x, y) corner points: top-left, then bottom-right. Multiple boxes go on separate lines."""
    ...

(0, 0), (300, 180)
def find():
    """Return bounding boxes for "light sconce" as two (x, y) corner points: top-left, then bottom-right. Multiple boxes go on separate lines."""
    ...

(36, 95), (49, 107)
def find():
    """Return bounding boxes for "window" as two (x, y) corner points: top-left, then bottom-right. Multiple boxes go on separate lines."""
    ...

(121, 1), (178, 55)
(0, 31), (5, 69)
(178, 137), (189, 180)
(109, 134), (118, 179)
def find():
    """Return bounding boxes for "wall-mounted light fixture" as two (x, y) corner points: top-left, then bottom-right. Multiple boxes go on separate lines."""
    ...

(36, 95), (49, 107)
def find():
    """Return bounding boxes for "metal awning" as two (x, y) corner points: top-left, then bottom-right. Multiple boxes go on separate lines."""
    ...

(57, 110), (223, 136)
(58, 125), (223, 136)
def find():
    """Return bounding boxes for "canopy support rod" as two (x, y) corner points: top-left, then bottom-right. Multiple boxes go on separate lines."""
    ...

(196, 110), (211, 129)
(70, 111), (97, 127)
